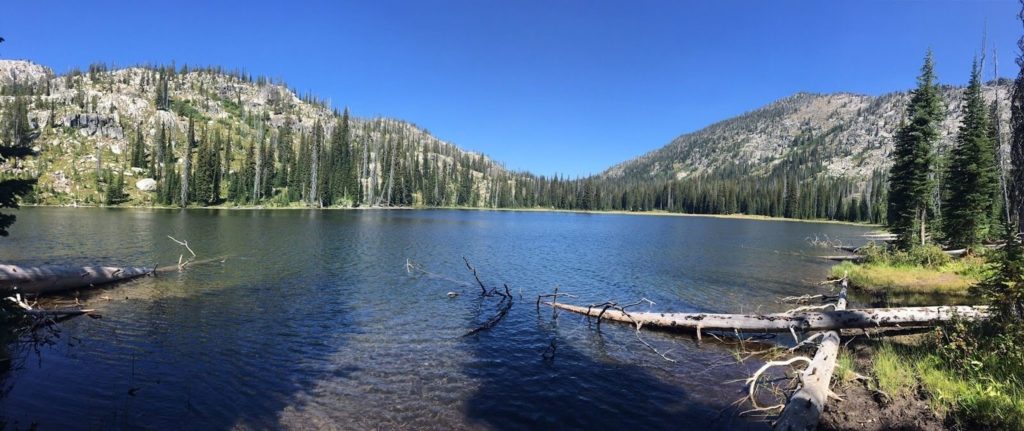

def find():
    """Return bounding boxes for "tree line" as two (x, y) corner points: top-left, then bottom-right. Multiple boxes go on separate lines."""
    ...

(887, 49), (1014, 250)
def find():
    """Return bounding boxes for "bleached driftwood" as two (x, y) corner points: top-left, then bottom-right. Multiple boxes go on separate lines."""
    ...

(773, 283), (848, 430)
(546, 302), (988, 333)
(821, 255), (864, 262)
(0, 264), (152, 296)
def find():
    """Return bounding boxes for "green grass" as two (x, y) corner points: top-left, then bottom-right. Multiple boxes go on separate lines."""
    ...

(220, 99), (243, 118)
(171, 99), (209, 122)
(833, 348), (858, 388)
(831, 259), (985, 294)
(872, 341), (1024, 429)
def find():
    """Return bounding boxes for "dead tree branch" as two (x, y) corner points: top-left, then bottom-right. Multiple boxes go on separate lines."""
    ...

(167, 236), (197, 270)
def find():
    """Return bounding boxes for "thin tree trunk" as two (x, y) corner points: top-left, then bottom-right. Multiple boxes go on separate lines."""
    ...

(920, 207), (926, 247)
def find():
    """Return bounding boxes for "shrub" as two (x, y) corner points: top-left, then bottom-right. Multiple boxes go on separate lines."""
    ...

(858, 242), (951, 268)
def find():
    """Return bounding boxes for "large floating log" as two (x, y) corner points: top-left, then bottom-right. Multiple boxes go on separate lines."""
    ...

(547, 302), (989, 332)
(774, 285), (848, 430)
(0, 264), (153, 295)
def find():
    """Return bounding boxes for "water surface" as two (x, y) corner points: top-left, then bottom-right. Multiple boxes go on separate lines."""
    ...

(0, 208), (871, 430)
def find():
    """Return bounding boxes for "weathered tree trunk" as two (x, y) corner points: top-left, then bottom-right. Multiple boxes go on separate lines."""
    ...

(774, 286), (848, 430)
(547, 302), (988, 332)
(0, 264), (152, 295)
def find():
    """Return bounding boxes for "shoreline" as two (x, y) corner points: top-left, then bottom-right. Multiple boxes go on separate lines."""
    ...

(20, 203), (876, 227)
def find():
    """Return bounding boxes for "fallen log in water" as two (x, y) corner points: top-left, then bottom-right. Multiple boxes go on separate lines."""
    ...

(23, 308), (95, 317)
(547, 302), (989, 332)
(0, 264), (153, 296)
(821, 255), (863, 262)
(773, 284), (848, 430)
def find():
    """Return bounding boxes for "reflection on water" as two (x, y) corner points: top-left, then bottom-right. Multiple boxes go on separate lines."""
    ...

(0, 208), (871, 429)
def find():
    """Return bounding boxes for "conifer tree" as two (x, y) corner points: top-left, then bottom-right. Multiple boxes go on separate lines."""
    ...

(104, 165), (127, 205)
(180, 116), (195, 208)
(130, 125), (147, 169)
(888, 51), (944, 249)
(0, 95), (37, 235)
(943, 59), (999, 248)
(1013, 2), (1024, 231)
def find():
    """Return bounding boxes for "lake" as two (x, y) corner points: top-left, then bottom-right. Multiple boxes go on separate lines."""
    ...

(0, 208), (872, 430)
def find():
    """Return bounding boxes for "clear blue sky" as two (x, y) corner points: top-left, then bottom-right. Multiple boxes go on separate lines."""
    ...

(0, 0), (1019, 177)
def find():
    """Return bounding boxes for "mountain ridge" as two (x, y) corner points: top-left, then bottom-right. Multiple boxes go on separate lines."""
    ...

(0, 58), (1010, 222)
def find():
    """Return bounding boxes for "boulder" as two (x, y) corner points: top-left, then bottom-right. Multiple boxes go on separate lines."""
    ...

(135, 178), (157, 192)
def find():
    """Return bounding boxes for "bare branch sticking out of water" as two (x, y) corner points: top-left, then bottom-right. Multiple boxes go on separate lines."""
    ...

(536, 285), (578, 320)
(461, 259), (514, 337)
(404, 258), (474, 290)
(463, 284), (513, 337)
(167, 236), (197, 270)
(579, 297), (679, 362)
(463, 256), (488, 296)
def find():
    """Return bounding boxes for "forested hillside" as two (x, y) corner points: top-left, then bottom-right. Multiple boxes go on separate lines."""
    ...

(601, 84), (1011, 223)
(0, 59), (1010, 223)
(0, 60), (543, 209)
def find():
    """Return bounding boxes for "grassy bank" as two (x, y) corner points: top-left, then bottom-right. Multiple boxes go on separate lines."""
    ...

(870, 339), (1024, 429)
(829, 245), (988, 294)
(831, 259), (984, 294)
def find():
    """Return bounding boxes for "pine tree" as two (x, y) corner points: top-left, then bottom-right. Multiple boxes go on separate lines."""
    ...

(943, 59), (999, 249)
(309, 121), (323, 206)
(154, 72), (170, 111)
(783, 175), (799, 218)
(130, 125), (147, 169)
(104, 165), (127, 205)
(888, 51), (944, 249)
(1013, 5), (1024, 231)
(0, 96), (37, 236)
(180, 116), (195, 208)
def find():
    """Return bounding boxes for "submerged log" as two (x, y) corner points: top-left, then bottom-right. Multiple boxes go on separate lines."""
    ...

(0, 264), (152, 295)
(821, 255), (863, 262)
(774, 285), (848, 430)
(547, 302), (989, 332)
(23, 308), (95, 317)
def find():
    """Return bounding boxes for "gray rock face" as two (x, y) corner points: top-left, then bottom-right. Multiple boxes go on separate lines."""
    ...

(604, 84), (1012, 187)
(61, 113), (124, 139)
(0, 60), (52, 86)
(135, 178), (157, 192)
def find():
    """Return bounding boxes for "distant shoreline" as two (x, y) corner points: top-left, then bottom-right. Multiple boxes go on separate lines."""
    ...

(20, 203), (877, 227)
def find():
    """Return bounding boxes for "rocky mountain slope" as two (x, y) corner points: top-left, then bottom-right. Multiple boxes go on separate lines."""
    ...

(0, 59), (518, 207)
(604, 83), (1011, 184)
(0, 58), (1011, 218)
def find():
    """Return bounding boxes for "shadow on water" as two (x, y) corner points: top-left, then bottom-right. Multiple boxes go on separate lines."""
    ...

(459, 307), (767, 430)
(0, 208), (873, 430)
(0, 208), (359, 430)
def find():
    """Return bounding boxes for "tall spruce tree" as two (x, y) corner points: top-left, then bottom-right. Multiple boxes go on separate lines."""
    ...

(943, 59), (999, 248)
(888, 51), (944, 249)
